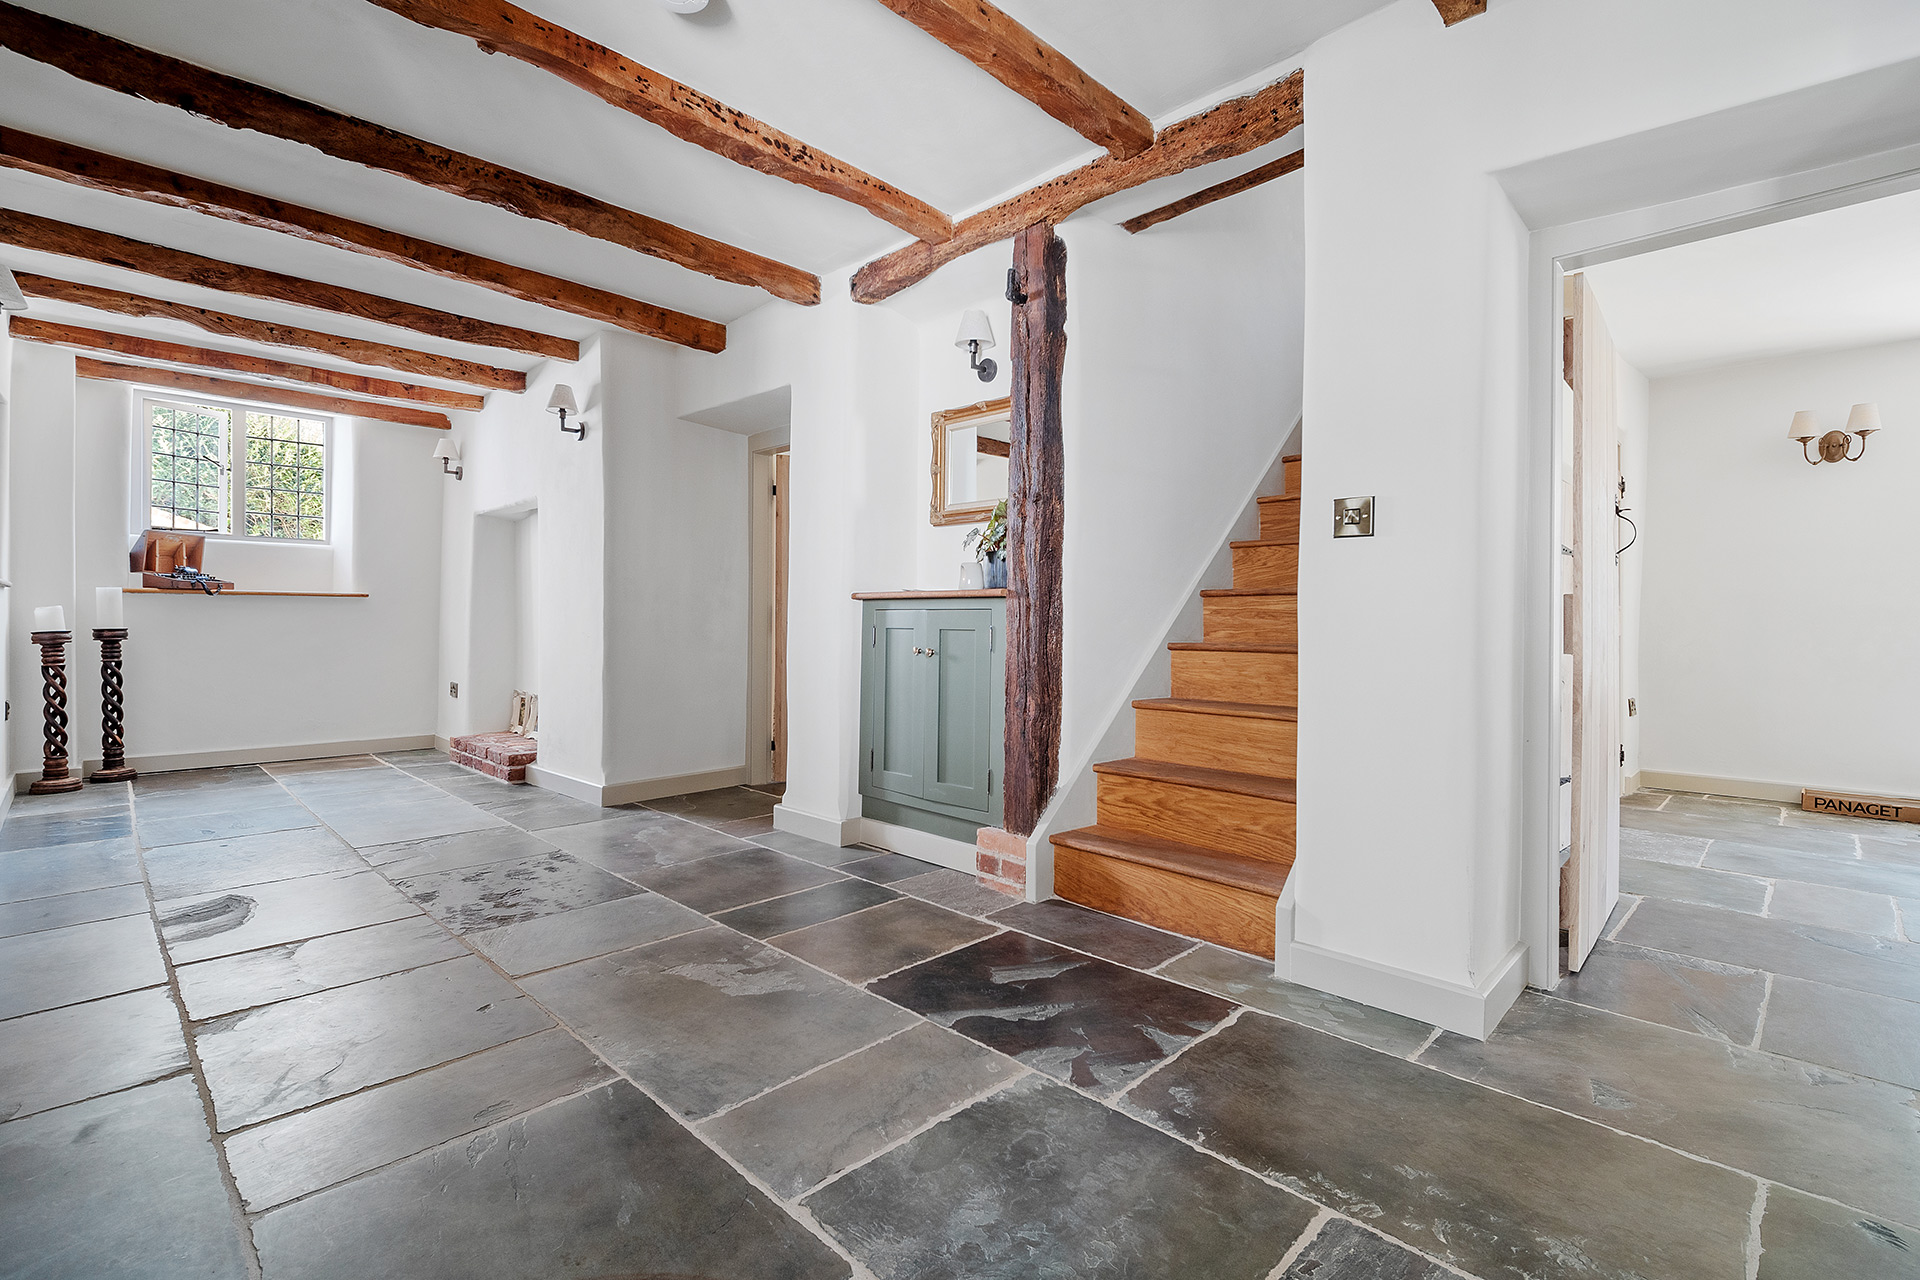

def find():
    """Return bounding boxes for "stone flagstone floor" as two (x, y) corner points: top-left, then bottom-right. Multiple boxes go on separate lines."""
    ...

(1, 760), (1918, 1278)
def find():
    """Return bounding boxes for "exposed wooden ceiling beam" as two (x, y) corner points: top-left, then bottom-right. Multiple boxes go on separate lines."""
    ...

(76, 356), (452, 429)
(10, 318), (484, 411)
(872, 0), (1152, 159)
(1121, 148), (1304, 235)
(0, 209), (578, 359)
(1433, 0), (1487, 25)
(363, 0), (954, 244)
(853, 71), (1302, 303)
(13, 273), (526, 391)
(0, 2), (819, 306)
(0, 129), (726, 352)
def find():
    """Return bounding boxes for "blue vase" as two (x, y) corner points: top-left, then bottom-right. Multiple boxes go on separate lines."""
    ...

(983, 550), (1007, 589)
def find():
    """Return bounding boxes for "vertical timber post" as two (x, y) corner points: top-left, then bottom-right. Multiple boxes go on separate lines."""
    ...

(1002, 222), (1067, 836)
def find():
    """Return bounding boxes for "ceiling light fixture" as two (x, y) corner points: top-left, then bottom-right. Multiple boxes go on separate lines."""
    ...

(0, 266), (25, 312)
(1788, 403), (1883, 464)
(955, 310), (997, 383)
(547, 384), (584, 440)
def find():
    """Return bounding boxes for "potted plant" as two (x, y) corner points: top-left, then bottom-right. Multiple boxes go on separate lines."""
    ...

(965, 500), (1009, 588)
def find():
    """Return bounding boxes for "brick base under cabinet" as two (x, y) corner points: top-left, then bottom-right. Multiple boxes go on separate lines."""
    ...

(449, 731), (537, 784)
(975, 826), (1027, 896)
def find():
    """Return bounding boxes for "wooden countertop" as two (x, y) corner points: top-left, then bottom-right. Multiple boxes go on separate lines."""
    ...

(852, 589), (1007, 600)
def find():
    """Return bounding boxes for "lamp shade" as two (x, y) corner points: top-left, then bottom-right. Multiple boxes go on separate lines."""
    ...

(433, 438), (460, 461)
(1846, 402), (1883, 433)
(0, 266), (25, 312)
(954, 310), (995, 351)
(1788, 410), (1821, 440)
(546, 384), (579, 416)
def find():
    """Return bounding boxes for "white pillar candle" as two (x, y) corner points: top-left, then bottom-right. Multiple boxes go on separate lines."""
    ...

(95, 587), (124, 629)
(32, 605), (65, 632)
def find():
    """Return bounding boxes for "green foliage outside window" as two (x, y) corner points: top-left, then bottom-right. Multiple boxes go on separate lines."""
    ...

(147, 402), (326, 540)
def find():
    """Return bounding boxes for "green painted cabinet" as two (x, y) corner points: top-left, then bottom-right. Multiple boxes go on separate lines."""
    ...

(860, 596), (1005, 841)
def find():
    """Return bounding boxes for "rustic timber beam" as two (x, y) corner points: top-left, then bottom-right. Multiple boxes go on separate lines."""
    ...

(76, 356), (452, 429)
(0, 2), (818, 306)
(10, 319), (484, 411)
(13, 274), (526, 391)
(1001, 222), (1066, 835)
(362, 0), (953, 244)
(0, 209), (577, 359)
(1433, 0), (1487, 24)
(853, 70), (1302, 303)
(1121, 148), (1304, 234)
(871, 0), (1151, 159)
(0, 130), (725, 352)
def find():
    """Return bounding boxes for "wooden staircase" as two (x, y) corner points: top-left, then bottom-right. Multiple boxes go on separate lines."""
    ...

(1051, 454), (1302, 957)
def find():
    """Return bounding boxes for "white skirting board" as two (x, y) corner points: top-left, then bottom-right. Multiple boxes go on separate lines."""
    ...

(772, 803), (861, 847)
(854, 817), (976, 875)
(1638, 770), (1803, 804)
(17, 734), (437, 791)
(524, 764), (751, 808)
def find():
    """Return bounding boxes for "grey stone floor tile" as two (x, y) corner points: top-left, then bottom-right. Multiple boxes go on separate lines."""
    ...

(141, 825), (364, 899)
(296, 786), (506, 848)
(1600, 892), (1641, 937)
(1620, 858), (1768, 912)
(1756, 1185), (1920, 1279)
(807, 1073), (1316, 1280)
(263, 755), (384, 776)
(471, 787), (617, 831)
(1865, 832), (1920, 858)
(134, 764), (268, 791)
(10, 781), (131, 814)
(195, 954), (552, 1130)
(1618, 897), (1920, 1001)
(713, 876), (901, 938)
(1708, 840), (1920, 898)
(1425, 991), (1920, 1223)
(225, 1028), (614, 1211)
(0, 836), (141, 906)
(1662, 794), (1789, 822)
(1160, 943), (1436, 1055)
(714, 813), (778, 836)
(0, 808), (134, 851)
(252, 1080), (850, 1280)
(1278, 1219), (1451, 1280)
(1621, 789), (1671, 809)
(839, 850), (944, 884)
(1760, 974), (1920, 1089)
(701, 1022), (1019, 1200)
(1554, 940), (1766, 1043)
(157, 867), (419, 964)
(1629, 806), (1858, 854)
(390, 760), (473, 782)
(466, 891), (709, 976)
(1790, 807), (1920, 839)
(359, 825), (556, 877)
(753, 828), (878, 866)
(637, 846), (845, 913)
(1126, 1011), (1756, 1280)
(523, 925), (915, 1119)
(871, 930), (1234, 1096)
(0, 912), (166, 1019)
(544, 809), (751, 875)
(397, 849), (639, 933)
(1769, 879), (1899, 937)
(0, 1076), (251, 1280)
(1621, 826), (1710, 866)
(773, 897), (998, 984)
(174, 914), (467, 1020)
(419, 770), (521, 803)
(644, 785), (779, 824)
(0, 986), (186, 1122)
(376, 747), (448, 763)
(993, 898), (1194, 968)
(138, 802), (319, 849)
(0, 881), (149, 938)
(896, 867), (1022, 918)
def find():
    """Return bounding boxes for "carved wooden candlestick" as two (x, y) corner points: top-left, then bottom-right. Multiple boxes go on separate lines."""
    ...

(28, 631), (84, 795)
(90, 628), (136, 783)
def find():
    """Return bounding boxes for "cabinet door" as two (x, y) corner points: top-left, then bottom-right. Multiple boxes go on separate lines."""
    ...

(920, 608), (995, 812)
(865, 607), (926, 797)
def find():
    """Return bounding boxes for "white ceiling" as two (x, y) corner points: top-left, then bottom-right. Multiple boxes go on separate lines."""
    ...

(0, 0), (1364, 399)
(1583, 184), (1920, 377)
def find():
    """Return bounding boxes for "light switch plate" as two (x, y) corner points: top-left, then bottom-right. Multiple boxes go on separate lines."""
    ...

(1333, 495), (1374, 537)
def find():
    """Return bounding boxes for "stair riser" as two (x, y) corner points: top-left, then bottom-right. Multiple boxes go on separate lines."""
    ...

(1231, 543), (1299, 591)
(1283, 457), (1302, 495)
(1096, 772), (1295, 864)
(1203, 595), (1298, 644)
(1135, 707), (1296, 776)
(1260, 502), (1300, 542)
(1171, 650), (1298, 704)
(1053, 846), (1278, 958)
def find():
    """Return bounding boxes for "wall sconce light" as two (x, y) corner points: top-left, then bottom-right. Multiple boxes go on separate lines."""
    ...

(1789, 403), (1883, 464)
(433, 437), (463, 480)
(547, 384), (584, 440)
(0, 265), (26, 312)
(954, 310), (997, 383)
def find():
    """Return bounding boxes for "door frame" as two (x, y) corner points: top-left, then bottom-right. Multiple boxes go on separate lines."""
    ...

(746, 427), (790, 787)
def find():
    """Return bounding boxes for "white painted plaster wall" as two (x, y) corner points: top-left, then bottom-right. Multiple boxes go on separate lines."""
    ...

(1639, 339), (1920, 796)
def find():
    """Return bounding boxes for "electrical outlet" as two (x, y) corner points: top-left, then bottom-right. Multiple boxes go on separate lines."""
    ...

(449, 682), (459, 699)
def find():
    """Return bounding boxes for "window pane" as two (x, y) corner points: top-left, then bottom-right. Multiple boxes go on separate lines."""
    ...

(239, 413), (324, 541)
(298, 518), (324, 540)
(147, 402), (228, 534)
(246, 513), (271, 538)
(273, 516), (296, 539)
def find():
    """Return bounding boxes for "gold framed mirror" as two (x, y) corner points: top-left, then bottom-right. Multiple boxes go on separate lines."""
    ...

(930, 397), (1012, 527)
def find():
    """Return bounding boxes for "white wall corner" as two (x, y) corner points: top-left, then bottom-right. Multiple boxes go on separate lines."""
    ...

(1287, 940), (1529, 1040)
(773, 802), (861, 848)
(1271, 878), (1297, 981)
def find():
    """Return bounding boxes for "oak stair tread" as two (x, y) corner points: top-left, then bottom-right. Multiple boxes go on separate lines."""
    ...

(1200, 587), (1298, 598)
(1256, 494), (1301, 506)
(1132, 697), (1297, 722)
(1052, 825), (1291, 897)
(1229, 537), (1299, 550)
(1167, 641), (1298, 654)
(1093, 756), (1298, 803)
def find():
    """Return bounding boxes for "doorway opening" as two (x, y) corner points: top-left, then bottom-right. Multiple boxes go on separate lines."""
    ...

(469, 503), (538, 738)
(747, 430), (791, 788)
